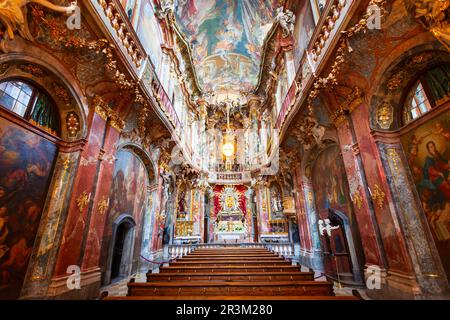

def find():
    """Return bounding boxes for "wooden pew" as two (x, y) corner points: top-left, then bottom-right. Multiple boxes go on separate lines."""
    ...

(180, 256), (283, 262)
(158, 265), (302, 273)
(146, 271), (315, 282)
(102, 294), (360, 300)
(127, 280), (335, 297)
(170, 261), (292, 267)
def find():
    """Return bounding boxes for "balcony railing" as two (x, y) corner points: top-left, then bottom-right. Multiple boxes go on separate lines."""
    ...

(140, 57), (181, 131)
(276, 0), (355, 132)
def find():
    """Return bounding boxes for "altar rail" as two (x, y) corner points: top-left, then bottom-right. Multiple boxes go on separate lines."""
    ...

(167, 243), (296, 260)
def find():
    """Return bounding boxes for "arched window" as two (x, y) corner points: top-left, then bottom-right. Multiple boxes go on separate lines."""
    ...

(403, 81), (432, 123)
(403, 64), (450, 125)
(0, 79), (60, 136)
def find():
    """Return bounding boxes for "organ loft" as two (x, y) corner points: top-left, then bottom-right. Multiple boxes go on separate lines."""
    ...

(0, 0), (449, 302)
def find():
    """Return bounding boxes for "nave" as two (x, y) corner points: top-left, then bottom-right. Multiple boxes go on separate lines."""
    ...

(0, 0), (449, 301)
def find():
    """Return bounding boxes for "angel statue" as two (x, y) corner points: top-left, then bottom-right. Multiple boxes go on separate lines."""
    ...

(408, 0), (450, 51)
(318, 219), (340, 237)
(0, 0), (78, 41)
(275, 7), (296, 38)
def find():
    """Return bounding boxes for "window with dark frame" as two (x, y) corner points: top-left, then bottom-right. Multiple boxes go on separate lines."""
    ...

(403, 65), (450, 125)
(0, 79), (60, 136)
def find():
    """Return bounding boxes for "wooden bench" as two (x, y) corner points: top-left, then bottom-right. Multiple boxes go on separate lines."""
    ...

(103, 247), (358, 300)
(102, 294), (359, 300)
(180, 256), (282, 262)
(146, 271), (315, 282)
(170, 261), (292, 267)
(159, 265), (302, 273)
(127, 281), (335, 297)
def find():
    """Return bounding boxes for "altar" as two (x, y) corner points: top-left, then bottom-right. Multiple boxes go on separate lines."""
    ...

(216, 232), (246, 242)
(212, 185), (250, 243)
(214, 219), (247, 242)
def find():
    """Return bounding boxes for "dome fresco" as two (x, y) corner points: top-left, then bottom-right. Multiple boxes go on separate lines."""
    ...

(174, 0), (276, 95)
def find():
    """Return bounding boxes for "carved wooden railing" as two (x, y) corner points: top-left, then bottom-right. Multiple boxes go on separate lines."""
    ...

(89, 0), (182, 133)
(90, 0), (146, 69)
(150, 71), (182, 130)
(276, 0), (355, 132)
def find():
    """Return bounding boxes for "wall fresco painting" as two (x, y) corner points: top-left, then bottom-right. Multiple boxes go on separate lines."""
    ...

(312, 145), (354, 278)
(312, 146), (353, 216)
(120, 0), (142, 28)
(0, 117), (57, 299)
(401, 111), (450, 280)
(101, 149), (148, 279)
(174, 0), (276, 94)
(121, 0), (163, 71)
(292, 0), (315, 69)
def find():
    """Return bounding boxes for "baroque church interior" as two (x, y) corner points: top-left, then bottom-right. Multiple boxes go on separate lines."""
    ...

(0, 0), (449, 301)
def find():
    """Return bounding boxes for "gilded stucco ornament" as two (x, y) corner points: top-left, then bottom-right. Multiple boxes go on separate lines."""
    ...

(409, 0), (450, 51)
(76, 190), (90, 213)
(331, 87), (364, 127)
(351, 189), (363, 210)
(376, 101), (394, 130)
(97, 197), (109, 215)
(293, 116), (325, 151)
(371, 184), (386, 209)
(307, 0), (387, 114)
(93, 95), (125, 132)
(0, 0), (77, 41)
(66, 111), (80, 138)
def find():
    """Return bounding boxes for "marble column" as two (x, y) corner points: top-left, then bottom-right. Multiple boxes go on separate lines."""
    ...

(48, 109), (108, 299)
(374, 134), (450, 298)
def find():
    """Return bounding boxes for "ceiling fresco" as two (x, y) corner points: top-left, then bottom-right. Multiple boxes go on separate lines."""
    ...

(174, 0), (277, 98)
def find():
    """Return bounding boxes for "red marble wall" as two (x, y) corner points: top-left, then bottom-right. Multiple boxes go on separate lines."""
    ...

(350, 104), (414, 275)
(53, 111), (107, 277)
(293, 165), (312, 251)
(81, 125), (120, 271)
(336, 121), (384, 267)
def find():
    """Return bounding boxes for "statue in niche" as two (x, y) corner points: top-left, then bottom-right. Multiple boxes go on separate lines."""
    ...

(271, 190), (283, 213)
(177, 189), (187, 219)
(270, 183), (284, 217)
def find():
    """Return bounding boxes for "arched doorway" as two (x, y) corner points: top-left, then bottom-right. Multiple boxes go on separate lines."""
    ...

(110, 217), (136, 282)
(100, 146), (155, 285)
(311, 144), (365, 285)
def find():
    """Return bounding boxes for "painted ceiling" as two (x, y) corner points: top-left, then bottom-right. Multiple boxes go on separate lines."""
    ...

(174, 0), (276, 99)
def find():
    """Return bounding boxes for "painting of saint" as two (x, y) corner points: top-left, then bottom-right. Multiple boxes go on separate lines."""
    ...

(401, 112), (450, 281)
(0, 117), (57, 299)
